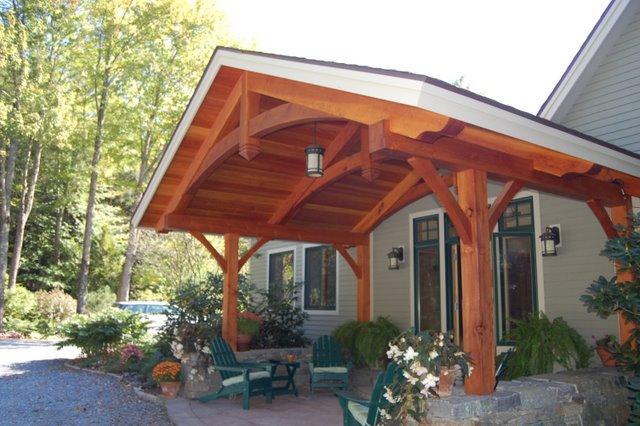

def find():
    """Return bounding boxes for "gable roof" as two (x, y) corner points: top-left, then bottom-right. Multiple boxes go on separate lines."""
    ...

(133, 47), (640, 228)
(539, 0), (640, 121)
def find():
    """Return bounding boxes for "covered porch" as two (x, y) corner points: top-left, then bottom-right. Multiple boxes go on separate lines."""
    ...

(133, 48), (640, 396)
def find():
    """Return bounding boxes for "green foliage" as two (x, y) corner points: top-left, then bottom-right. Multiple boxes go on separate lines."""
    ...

(505, 312), (591, 379)
(251, 282), (309, 349)
(332, 317), (401, 368)
(160, 273), (255, 354)
(86, 286), (117, 313)
(57, 309), (148, 357)
(237, 317), (260, 336)
(4, 285), (37, 320)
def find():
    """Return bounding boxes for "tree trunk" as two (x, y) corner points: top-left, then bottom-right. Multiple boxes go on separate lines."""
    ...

(0, 136), (20, 331)
(9, 142), (42, 290)
(53, 206), (64, 265)
(77, 80), (109, 314)
(117, 225), (139, 301)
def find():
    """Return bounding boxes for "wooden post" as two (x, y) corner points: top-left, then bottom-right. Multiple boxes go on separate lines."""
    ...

(356, 242), (371, 322)
(611, 198), (635, 343)
(222, 233), (239, 350)
(457, 169), (495, 395)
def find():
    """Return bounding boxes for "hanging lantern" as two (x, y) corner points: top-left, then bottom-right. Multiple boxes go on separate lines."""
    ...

(305, 144), (325, 177)
(539, 226), (560, 256)
(387, 247), (404, 270)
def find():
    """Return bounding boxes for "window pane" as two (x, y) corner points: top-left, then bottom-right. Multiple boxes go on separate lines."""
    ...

(496, 235), (534, 340)
(417, 246), (440, 332)
(416, 217), (439, 242)
(304, 246), (336, 310)
(269, 250), (294, 301)
(501, 199), (534, 231)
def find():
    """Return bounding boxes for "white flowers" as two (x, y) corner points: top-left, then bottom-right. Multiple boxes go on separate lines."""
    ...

(383, 386), (401, 403)
(420, 373), (439, 390)
(170, 341), (184, 360)
(386, 344), (402, 360)
(201, 346), (211, 355)
(379, 409), (392, 420)
(428, 350), (439, 360)
(403, 346), (418, 362)
(403, 370), (419, 385)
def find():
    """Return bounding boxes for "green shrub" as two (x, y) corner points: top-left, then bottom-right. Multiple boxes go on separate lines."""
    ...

(57, 309), (148, 357)
(251, 282), (309, 349)
(505, 312), (591, 379)
(237, 317), (260, 336)
(333, 316), (400, 368)
(34, 288), (76, 335)
(86, 286), (116, 313)
(5, 285), (37, 320)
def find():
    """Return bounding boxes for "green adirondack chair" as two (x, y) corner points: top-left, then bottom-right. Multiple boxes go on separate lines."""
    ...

(309, 335), (351, 392)
(336, 362), (399, 426)
(198, 337), (274, 410)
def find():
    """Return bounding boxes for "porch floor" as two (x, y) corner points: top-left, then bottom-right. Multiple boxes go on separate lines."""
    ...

(165, 391), (342, 426)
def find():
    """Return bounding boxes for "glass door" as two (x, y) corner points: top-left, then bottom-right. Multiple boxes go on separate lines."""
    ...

(493, 232), (537, 342)
(415, 245), (441, 332)
(444, 216), (462, 346)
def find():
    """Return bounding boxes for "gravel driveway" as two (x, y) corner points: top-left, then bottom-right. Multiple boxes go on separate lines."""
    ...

(0, 339), (172, 426)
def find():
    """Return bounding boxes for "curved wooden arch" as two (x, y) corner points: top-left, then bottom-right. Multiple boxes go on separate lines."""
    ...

(249, 102), (343, 138)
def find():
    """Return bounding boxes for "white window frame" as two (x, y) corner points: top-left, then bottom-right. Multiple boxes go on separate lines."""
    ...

(301, 243), (340, 315)
(265, 245), (297, 296)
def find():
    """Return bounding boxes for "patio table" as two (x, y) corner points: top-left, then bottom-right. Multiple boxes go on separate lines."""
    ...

(268, 359), (300, 397)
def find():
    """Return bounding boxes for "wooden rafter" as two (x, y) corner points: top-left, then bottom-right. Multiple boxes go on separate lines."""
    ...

(488, 180), (524, 229)
(186, 129), (240, 195)
(238, 237), (270, 270)
(586, 199), (618, 239)
(360, 125), (380, 181)
(249, 102), (339, 138)
(239, 73), (261, 160)
(155, 74), (244, 229)
(333, 244), (362, 278)
(190, 231), (226, 272)
(352, 171), (422, 233)
(166, 213), (368, 245)
(408, 157), (472, 244)
(386, 132), (625, 206)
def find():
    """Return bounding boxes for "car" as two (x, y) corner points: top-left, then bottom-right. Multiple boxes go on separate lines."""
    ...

(114, 301), (170, 332)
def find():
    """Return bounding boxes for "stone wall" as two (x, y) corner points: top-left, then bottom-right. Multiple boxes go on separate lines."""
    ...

(425, 368), (630, 425)
(180, 347), (311, 399)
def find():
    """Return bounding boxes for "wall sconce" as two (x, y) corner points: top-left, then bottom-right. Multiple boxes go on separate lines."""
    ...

(387, 246), (404, 270)
(540, 226), (560, 256)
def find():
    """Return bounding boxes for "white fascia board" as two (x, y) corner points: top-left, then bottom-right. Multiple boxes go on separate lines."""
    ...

(540, 0), (636, 121)
(133, 48), (640, 227)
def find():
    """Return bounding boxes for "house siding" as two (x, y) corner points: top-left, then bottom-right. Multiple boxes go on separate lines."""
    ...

(561, 7), (640, 151)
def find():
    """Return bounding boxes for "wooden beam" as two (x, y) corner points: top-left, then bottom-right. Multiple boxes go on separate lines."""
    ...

(586, 199), (618, 239)
(488, 180), (524, 229)
(268, 153), (362, 225)
(249, 102), (338, 138)
(238, 237), (270, 270)
(164, 213), (369, 246)
(457, 169), (495, 395)
(352, 171), (422, 233)
(611, 199), (635, 344)
(334, 244), (362, 279)
(186, 129), (240, 195)
(356, 242), (371, 322)
(360, 126), (380, 181)
(239, 73), (261, 161)
(408, 157), (472, 244)
(382, 131), (625, 206)
(155, 73), (243, 229)
(189, 231), (226, 273)
(222, 233), (239, 350)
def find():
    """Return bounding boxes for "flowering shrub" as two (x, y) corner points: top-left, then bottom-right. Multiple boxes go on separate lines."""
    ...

(152, 360), (182, 383)
(120, 344), (144, 365)
(381, 331), (472, 424)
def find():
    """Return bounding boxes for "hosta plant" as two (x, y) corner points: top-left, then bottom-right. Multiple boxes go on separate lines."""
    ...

(381, 330), (472, 423)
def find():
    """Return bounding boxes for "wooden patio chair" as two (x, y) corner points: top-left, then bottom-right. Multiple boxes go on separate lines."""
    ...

(309, 335), (352, 392)
(336, 362), (399, 426)
(198, 336), (274, 410)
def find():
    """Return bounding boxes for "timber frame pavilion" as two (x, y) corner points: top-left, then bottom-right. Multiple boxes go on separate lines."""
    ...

(133, 47), (640, 395)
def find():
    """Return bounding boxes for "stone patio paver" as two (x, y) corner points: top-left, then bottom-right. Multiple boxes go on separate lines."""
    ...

(166, 392), (343, 426)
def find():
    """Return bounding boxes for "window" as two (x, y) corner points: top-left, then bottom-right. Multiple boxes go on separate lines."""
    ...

(415, 216), (439, 243)
(268, 249), (294, 301)
(494, 197), (537, 342)
(304, 245), (337, 311)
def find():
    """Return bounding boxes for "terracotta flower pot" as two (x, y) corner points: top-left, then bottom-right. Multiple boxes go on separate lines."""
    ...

(437, 367), (455, 397)
(160, 381), (181, 399)
(596, 346), (616, 367)
(237, 334), (252, 352)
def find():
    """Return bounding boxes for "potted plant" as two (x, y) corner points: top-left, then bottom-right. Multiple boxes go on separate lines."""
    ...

(152, 360), (183, 398)
(594, 335), (617, 367)
(383, 330), (473, 423)
(237, 312), (261, 352)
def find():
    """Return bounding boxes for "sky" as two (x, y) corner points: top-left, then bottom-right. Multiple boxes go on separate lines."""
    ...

(216, 0), (611, 114)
